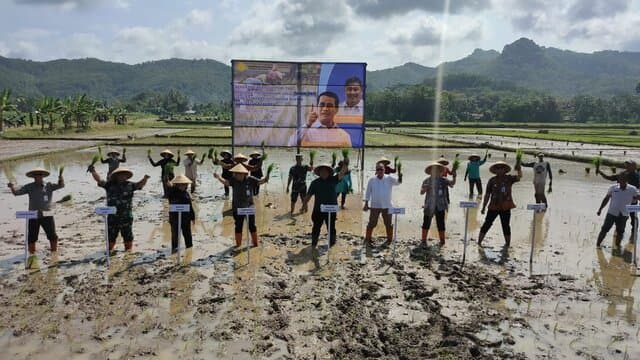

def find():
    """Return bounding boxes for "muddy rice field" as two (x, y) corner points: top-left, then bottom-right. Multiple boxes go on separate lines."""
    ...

(0, 146), (638, 359)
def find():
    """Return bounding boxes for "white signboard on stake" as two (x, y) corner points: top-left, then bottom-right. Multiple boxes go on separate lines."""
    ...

(237, 207), (256, 216)
(16, 211), (38, 219)
(527, 204), (546, 211)
(626, 205), (640, 212)
(169, 204), (191, 213)
(459, 201), (478, 209)
(389, 207), (406, 215)
(321, 204), (339, 213)
(95, 207), (116, 215)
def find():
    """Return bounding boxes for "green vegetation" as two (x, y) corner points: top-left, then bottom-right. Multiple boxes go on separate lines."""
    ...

(365, 131), (455, 147)
(119, 136), (230, 147)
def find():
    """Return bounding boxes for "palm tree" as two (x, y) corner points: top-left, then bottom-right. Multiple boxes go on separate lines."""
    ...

(0, 88), (17, 133)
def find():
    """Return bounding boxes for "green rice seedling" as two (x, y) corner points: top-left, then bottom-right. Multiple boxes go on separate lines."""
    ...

(58, 166), (65, 177)
(147, 148), (151, 156)
(90, 154), (100, 166)
(309, 150), (317, 163)
(341, 148), (350, 159)
(207, 148), (214, 158)
(261, 152), (268, 162)
(200, 153), (206, 162)
(331, 152), (337, 165)
(396, 161), (402, 173)
(592, 157), (601, 173)
(515, 149), (524, 163)
(451, 155), (461, 172)
(56, 194), (72, 203)
(394, 155), (399, 167)
(266, 163), (275, 178)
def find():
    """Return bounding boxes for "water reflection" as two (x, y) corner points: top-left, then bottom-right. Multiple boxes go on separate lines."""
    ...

(591, 248), (636, 323)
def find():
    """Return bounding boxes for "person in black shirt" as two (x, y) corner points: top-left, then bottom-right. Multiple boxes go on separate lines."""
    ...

(164, 174), (196, 253)
(211, 150), (234, 197)
(214, 164), (269, 248)
(149, 149), (180, 198)
(101, 148), (126, 177)
(248, 148), (266, 195)
(286, 154), (314, 215)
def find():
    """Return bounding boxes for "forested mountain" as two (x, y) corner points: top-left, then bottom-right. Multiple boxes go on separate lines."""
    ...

(1, 38), (640, 103)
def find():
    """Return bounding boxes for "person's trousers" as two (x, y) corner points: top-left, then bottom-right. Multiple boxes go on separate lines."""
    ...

(233, 211), (256, 233)
(28, 216), (58, 243)
(422, 209), (446, 231)
(170, 214), (193, 250)
(480, 210), (511, 236)
(598, 213), (628, 240)
(311, 210), (336, 247)
(468, 178), (482, 195)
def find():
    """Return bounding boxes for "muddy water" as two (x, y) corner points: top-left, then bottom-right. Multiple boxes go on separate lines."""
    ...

(0, 146), (638, 358)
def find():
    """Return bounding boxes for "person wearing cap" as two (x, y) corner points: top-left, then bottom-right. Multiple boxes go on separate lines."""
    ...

(376, 157), (396, 175)
(286, 153), (314, 215)
(596, 173), (640, 248)
(214, 164), (269, 248)
(522, 153), (552, 208)
(164, 174), (196, 252)
(210, 150), (234, 197)
(248, 147), (266, 195)
(183, 150), (204, 193)
(149, 149), (180, 198)
(598, 160), (639, 242)
(8, 168), (65, 256)
(89, 165), (150, 252)
(478, 161), (523, 247)
(420, 162), (456, 246)
(301, 162), (348, 248)
(101, 148), (126, 177)
(364, 162), (403, 246)
(464, 152), (488, 198)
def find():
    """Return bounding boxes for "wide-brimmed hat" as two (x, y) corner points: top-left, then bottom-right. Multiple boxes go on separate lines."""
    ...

(171, 174), (192, 184)
(314, 163), (333, 176)
(220, 149), (232, 157)
(230, 164), (249, 174)
(437, 157), (450, 166)
(536, 152), (544, 157)
(468, 154), (481, 161)
(376, 156), (391, 166)
(184, 149), (195, 156)
(107, 149), (120, 156)
(160, 149), (174, 157)
(26, 167), (50, 178)
(249, 150), (262, 157)
(233, 153), (249, 162)
(489, 161), (512, 174)
(110, 167), (133, 180)
(425, 162), (445, 175)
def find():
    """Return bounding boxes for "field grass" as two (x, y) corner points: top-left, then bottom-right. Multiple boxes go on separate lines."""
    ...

(167, 128), (232, 138)
(365, 131), (462, 147)
(117, 136), (231, 146)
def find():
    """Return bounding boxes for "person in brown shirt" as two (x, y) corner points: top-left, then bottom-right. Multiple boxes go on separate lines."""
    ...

(478, 161), (522, 247)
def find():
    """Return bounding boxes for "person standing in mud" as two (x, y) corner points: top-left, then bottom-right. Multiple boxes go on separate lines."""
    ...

(596, 173), (640, 248)
(334, 159), (352, 209)
(286, 154), (314, 215)
(8, 167), (64, 260)
(598, 160), (639, 243)
(478, 161), (522, 247)
(420, 162), (456, 246)
(363, 163), (403, 246)
(183, 150), (204, 193)
(164, 174), (196, 253)
(148, 149), (180, 198)
(100, 148), (126, 177)
(89, 165), (150, 252)
(214, 164), (269, 248)
(301, 163), (347, 248)
(522, 153), (552, 208)
(248, 148), (266, 195)
(464, 153), (488, 198)
(210, 150), (234, 197)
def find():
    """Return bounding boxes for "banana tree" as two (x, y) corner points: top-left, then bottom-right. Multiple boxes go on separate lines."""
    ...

(39, 96), (62, 131)
(0, 88), (17, 133)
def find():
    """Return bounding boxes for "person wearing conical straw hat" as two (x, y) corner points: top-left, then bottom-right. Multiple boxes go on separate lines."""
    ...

(522, 153), (553, 209)
(89, 164), (150, 252)
(183, 149), (204, 193)
(376, 156), (396, 175)
(464, 152), (488, 198)
(100, 148), (127, 177)
(210, 149), (234, 197)
(248, 146), (266, 195)
(214, 164), (269, 248)
(8, 167), (65, 262)
(165, 174), (196, 252)
(420, 162), (457, 247)
(301, 162), (348, 249)
(478, 161), (522, 248)
(363, 161), (403, 247)
(287, 153), (315, 215)
(149, 149), (180, 198)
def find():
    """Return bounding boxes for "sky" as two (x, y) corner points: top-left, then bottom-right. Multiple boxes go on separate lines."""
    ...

(0, 0), (639, 70)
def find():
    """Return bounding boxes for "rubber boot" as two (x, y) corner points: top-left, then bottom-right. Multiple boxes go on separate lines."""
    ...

(364, 228), (373, 246)
(49, 239), (58, 252)
(478, 232), (486, 246)
(234, 233), (243, 248)
(28, 242), (36, 254)
(438, 231), (446, 246)
(504, 235), (511, 248)
(251, 232), (259, 247)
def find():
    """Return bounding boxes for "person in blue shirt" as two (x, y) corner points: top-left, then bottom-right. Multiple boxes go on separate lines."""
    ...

(464, 152), (488, 198)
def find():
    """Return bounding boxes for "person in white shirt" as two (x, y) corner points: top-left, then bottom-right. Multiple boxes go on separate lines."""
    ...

(522, 153), (552, 208)
(339, 77), (364, 116)
(363, 163), (402, 246)
(287, 91), (352, 147)
(596, 174), (640, 247)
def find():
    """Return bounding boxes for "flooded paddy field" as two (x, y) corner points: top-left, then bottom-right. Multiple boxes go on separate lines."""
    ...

(0, 147), (638, 359)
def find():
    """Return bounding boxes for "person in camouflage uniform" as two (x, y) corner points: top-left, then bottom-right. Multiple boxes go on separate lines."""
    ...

(89, 165), (150, 252)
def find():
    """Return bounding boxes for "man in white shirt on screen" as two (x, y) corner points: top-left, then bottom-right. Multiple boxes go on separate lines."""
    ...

(288, 91), (352, 148)
(363, 163), (403, 246)
(340, 77), (364, 116)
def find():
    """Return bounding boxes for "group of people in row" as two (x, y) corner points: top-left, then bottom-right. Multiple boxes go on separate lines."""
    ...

(6, 147), (639, 267)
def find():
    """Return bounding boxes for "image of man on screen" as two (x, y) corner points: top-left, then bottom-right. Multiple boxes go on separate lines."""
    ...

(288, 91), (352, 148)
(340, 77), (363, 116)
